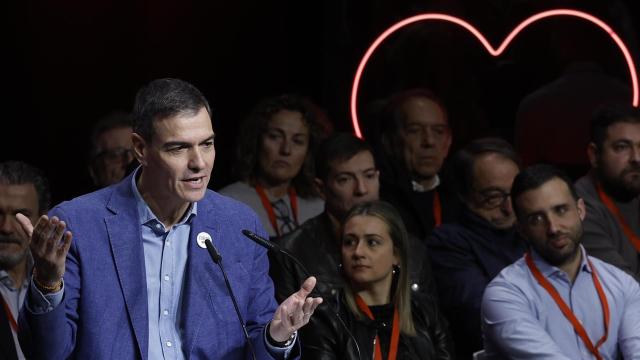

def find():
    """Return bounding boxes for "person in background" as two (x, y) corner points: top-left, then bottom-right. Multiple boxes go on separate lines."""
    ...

(270, 133), (436, 304)
(300, 201), (453, 360)
(377, 89), (461, 240)
(427, 138), (526, 359)
(482, 165), (640, 358)
(575, 104), (640, 280)
(88, 111), (136, 189)
(220, 94), (330, 238)
(0, 161), (50, 360)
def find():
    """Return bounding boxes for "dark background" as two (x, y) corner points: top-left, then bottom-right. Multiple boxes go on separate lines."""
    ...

(5, 0), (640, 204)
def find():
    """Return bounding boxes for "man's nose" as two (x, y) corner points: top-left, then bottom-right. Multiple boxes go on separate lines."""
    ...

(189, 149), (206, 170)
(0, 215), (15, 235)
(354, 177), (369, 196)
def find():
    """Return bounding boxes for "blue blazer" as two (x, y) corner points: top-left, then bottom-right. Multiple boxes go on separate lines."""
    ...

(21, 174), (294, 359)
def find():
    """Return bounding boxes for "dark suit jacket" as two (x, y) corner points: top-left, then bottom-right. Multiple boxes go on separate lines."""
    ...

(20, 172), (293, 359)
(0, 304), (17, 360)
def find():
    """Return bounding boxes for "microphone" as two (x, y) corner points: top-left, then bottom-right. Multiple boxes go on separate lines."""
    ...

(242, 229), (311, 277)
(203, 238), (257, 360)
(241, 229), (362, 360)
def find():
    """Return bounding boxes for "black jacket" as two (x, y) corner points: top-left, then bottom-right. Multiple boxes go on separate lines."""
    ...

(269, 212), (437, 303)
(300, 292), (454, 360)
(0, 305), (18, 360)
(426, 209), (526, 359)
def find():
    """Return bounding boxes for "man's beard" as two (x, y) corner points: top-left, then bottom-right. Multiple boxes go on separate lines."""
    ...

(535, 225), (583, 269)
(598, 164), (640, 201)
(0, 235), (28, 269)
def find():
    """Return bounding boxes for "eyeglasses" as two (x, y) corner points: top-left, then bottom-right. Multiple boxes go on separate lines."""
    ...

(94, 147), (133, 162)
(475, 189), (511, 209)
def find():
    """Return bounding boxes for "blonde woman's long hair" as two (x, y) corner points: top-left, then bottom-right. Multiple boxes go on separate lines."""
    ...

(341, 200), (415, 335)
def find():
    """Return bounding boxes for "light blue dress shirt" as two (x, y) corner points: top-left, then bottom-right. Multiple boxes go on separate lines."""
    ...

(27, 168), (295, 359)
(481, 245), (640, 359)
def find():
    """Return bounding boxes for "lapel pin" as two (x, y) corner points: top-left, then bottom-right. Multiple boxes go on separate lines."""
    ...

(196, 232), (212, 249)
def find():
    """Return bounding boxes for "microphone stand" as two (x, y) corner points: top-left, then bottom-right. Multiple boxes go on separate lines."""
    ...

(242, 229), (362, 360)
(204, 239), (257, 360)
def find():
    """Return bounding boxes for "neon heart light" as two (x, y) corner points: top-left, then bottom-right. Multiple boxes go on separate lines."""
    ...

(350, 9), (639, 138)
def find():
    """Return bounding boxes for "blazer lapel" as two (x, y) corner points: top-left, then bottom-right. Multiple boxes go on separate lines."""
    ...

(181, 202), (223, 356)
(105, 180), (149, 360)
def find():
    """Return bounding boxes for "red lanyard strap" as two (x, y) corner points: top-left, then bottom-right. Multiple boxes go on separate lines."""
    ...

(525, 252), (610, 360)
(596, 182), (640, 251)
(355, 295), (400, 360)
(433, 190), (442, 227)
(255, 184), (299, 237)
(0, 295), (18, 333)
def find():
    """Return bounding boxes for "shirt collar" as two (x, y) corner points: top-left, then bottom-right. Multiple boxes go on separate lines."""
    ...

(130, 166), (198, 231)
(530, 245), (592, 279)
(0, 252), (33, 290)
(411, 175), (440, 192)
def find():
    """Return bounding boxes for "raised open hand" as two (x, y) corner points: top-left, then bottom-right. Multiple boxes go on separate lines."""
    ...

(16, 214), (72, 290)
(269, 276), (323, 342)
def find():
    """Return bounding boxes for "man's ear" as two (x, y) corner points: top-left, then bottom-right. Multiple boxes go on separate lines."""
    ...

(314, 178), (326, 201)
(131, 133), (148, 166)
(587, 142), (599, 169)
(577, 198), (587, 221)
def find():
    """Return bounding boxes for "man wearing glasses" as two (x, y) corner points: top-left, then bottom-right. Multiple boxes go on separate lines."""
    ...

(426, 138), (526, 360)
(88, 111), (137, 189)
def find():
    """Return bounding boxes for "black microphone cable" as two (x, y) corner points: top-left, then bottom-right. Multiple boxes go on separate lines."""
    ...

(204, 239), (257, 360)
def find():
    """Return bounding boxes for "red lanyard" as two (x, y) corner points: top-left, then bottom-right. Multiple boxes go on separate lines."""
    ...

(525, 252), (610, 360)
(433, 190), (442, 227)
(0, 295), (18, 333)
(355, 295), (400, 360)
(255, 184), (299, 237)
(596, 182), (640, 252)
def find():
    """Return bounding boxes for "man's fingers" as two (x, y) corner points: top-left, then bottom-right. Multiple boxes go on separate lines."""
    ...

(295, 276), (317, 299)
(58, 231), (73, 256)
(15, 213), (36, 238)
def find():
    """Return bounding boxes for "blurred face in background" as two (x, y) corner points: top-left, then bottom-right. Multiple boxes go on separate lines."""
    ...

(0, 183), (39, 270)
(318, 150), (379, 222)
(90, 126), (134, 188)
(396, 97), (451, 183)
(258, 110), (309, 187)
(465, 153), (520, 230)
(590, 121), (640, 197)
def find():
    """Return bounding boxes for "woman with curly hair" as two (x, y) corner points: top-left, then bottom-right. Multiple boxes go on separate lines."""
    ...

(220, 94), (330, 238)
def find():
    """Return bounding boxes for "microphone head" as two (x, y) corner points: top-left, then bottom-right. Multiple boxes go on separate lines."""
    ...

(241, 229), (278, 251)
(204, 239), (222, 263)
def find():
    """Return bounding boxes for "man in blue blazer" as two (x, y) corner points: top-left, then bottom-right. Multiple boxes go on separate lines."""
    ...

(16, 78), (322, 359)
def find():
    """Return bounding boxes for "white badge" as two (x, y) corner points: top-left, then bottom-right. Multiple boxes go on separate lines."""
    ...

(196, 232), (212, 249)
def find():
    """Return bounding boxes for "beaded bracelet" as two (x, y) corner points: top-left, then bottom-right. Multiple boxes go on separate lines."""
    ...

(32, 268), (63, 293)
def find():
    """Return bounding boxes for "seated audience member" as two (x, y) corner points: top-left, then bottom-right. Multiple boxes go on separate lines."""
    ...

(271, 133), (435, 303)
(220, 95), (328, 238)
(482, 165), (640, 359)
(377, 89), (461, 239)
(88, 111), (136, 189)
(575, 104), (640, 279)
(426, 138), (526, 359)
(301, 201), (453, 360)
(0, 161), (50, 359)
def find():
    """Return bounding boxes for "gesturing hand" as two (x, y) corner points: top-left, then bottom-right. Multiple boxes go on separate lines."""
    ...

(269, 276), (323, 343)
(16, 214), (72, 290)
